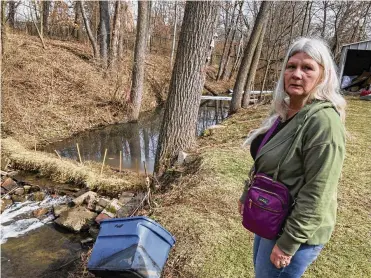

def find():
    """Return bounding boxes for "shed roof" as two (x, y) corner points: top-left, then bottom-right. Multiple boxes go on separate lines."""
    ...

(341, 40), (371, 50)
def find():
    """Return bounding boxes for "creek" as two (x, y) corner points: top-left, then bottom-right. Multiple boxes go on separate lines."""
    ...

(44, 100), (230, 174)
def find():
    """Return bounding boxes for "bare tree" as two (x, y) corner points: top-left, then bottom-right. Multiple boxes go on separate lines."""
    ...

(72, 1), (82, 40)
(109, 0), (121, 69)
(230, 1), (270, 114)
(42, 1), (50, 36)
(129, 1), (149, 120)
(80, 0), (98, 58)
(154, 1), (219, 176)
(98, 1), (110, 68)
(242, 20), (267, 108)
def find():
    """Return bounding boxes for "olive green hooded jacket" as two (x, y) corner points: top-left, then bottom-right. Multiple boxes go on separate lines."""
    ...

(240, 100), (346, 256)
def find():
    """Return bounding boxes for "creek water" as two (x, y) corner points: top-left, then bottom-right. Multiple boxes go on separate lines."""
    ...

(44, 100), (230, 174)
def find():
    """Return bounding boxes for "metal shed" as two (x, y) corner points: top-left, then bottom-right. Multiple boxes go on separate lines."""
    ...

(338, 40), (371, 86)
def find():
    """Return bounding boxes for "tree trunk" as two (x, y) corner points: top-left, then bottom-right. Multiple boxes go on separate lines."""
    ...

(8, 1), (15, 29)
(98, 1), (110, 68)
(242, 21), (266, 108)
(1, 1), (5, 57)
(170, 3), (177, 68)
(217, 2), (238, 81)
(230, 1), (270, 114)
(80, 0), (98, 58)
(301, 1), (309, 36)
(42, 1), (49, 36)
(221, 1), (243, 80)
(109, 0), (121, 69)
(129, 1), (149, 121)
(154, 1), (219, 176)
(0, 1), (2, 69)
(73, 1), (82, 40)
(321, 1), (328, 38)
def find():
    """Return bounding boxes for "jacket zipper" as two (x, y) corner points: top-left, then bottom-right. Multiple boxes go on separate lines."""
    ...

(250, 185), (286, 207)
(249, 199), (281, 213)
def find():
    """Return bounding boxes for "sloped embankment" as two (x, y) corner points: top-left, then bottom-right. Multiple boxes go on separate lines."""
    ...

(1, 34), (171, 148)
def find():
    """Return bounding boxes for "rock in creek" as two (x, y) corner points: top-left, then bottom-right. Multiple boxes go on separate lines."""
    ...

(1, 199), (13, 213)
(53, 204), (69, 217)
(14, 187), (25, 195)
(72, 191), (97, 207)
(95, 212), (112, 224)
(1, 177), (18, 191)
(54, 206), (97, 232)
(101, 198), (123, 218)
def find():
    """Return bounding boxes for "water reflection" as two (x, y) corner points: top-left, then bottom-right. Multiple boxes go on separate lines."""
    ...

(45, 100), (229, 174)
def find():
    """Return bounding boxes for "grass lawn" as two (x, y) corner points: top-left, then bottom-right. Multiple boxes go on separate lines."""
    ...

(155, 97), (371, 278)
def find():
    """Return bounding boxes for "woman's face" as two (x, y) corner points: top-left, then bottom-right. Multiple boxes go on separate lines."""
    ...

(284, 52), (323, 100)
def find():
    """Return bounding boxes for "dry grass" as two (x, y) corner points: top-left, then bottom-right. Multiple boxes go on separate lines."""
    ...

(1, 137), (144, 194)
(1, 33), (171, 148)
(152, 97), (371, 278)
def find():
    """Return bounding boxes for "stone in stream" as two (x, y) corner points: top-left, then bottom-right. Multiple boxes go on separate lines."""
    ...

(72, 191), (97, 207)
(95, 212), (111, 224)
(53, 204), (69, 217)
(11, 195), (26, 203)
(97, 197), (110, 208)
(14, 187), (25, 195)
(1, 199), (13, 213)
(89, 226), (100, 239)
(24, 185), (31, 194)
(1, 177), (17, 191)
(101, 198), (123, 218)
(32, 207), (50, 219)
(54, 206), (97, 232)
(33, 191), (46, 201)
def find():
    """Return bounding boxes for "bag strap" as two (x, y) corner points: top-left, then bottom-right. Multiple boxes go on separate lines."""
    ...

(256, 118), (280, 155)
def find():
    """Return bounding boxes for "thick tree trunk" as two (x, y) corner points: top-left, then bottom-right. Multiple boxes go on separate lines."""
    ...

(98, 1), (110, 68)
(129, 1), (149, 120)
(301, 1), (309, 36)
(80, 0), (98, 58)
(154, 1), (219, 176)
(230, 1), (270, 114)
(109, 0), (121, 69)
(242, 21), (266, 108)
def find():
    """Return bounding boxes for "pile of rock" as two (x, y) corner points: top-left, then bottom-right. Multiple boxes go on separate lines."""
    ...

(1, 171), (146, 241)
(53, 190), (145, 239)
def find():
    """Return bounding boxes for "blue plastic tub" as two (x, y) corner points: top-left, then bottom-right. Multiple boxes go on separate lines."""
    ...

(87, 217), (176, 278)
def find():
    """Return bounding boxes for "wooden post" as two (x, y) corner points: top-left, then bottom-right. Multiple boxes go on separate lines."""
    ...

(100, 149), (107, 176)
(119, 151), (122, 172)
(76, 143), (82, 164)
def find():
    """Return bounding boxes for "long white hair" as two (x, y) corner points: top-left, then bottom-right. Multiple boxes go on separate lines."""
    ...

(243, 37), (346, 146)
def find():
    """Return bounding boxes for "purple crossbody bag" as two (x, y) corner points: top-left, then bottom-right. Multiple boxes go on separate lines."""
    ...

(242, 118), (294, 240)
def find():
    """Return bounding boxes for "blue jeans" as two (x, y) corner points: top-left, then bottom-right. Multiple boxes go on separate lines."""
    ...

(253, 235), (323, 278)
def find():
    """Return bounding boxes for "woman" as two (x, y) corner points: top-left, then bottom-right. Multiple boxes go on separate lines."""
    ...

(238, 37), (346, 278)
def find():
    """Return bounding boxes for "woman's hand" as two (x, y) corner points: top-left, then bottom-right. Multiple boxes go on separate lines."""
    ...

(238, 200), (244, 216)
(270, 244), (292, 268)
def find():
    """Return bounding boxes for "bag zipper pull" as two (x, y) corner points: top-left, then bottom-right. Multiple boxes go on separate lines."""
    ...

(249, 199), (252, 209)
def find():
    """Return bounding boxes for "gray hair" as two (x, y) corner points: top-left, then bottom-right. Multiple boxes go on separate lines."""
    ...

(244, 37), (346, 146)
